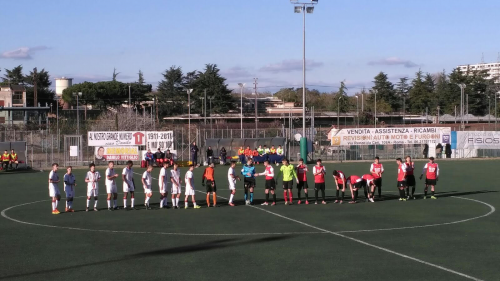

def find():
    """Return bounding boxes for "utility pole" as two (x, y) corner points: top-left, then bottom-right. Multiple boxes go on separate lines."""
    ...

(32, 67), (38, 107)
(254, 78), (258, 132)
(204, 89), (207, 125)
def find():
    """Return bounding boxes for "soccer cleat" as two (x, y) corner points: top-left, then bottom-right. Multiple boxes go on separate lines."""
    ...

(271, 202), (276, 206)
(207, 204), (211, 208)
(399, 198), (403, 201)
(245, 200), (250, 206)
(322, 201), (327, 205)
(369, 198), (375, 203)
(261, 202), (269, 206)
(194, 205), (201, 209)
(65, 207), (69, 212)
(334, 200), (339, 204)
(349, 201), (356, 204)
(402, 198), (407, 201)
(289, 201), (293, 205)
(69, 209), (75, 212)
(423, 196), (427, 200)
(305, 200), (309, 205)
(431, 196), (437, 200)
(55, 209), (60, 214)
(108, 208), (113, 211)
(340, 200), (343, 204)
(147, 206), (152, 210)
(52, 210), (59, 215)
(184, 205), (188, 209)
(285, 202), (289, 205)
(86, 207), (89, 212)
(113, 207), (119, 210)
(229, 202), (235, 207)
(297, 200), (301, 205)
(412, 196), (416, 200)
(315, 201), (318, 205)
(94, 208), (99, 212)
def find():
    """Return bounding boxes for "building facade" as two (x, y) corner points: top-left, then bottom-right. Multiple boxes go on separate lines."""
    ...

(0, 85), (26, 125)
(457, 62), (500, 83)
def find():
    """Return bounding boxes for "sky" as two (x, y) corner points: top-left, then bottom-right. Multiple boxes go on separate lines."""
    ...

(1, 0), (500, 94)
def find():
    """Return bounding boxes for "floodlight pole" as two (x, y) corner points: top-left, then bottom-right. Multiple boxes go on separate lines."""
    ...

(187, 89), (193, 142)
(355, 95), (359, 127)
(238, 83), (245, 138)
(292, 0), (317, 161)
(459, 84), (466, 130)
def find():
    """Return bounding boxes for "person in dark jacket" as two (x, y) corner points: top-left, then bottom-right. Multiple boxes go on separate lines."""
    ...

(219, 147), (227, 165)
(206, 146), (214, 165)
(445, 143), (452, 158)
(191, 142), (199, 165)
(155, 148), (163, 165)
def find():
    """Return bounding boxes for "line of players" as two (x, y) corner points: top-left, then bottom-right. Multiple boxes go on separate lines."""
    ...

(47, 155), (440, 214)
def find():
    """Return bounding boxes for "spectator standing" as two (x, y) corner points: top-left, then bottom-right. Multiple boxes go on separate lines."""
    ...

(445, 144), (452, 158)
(435, 143), (443, 159)
(220, 147), (227, 165)
(206, 146), (214, 165)
(155, 148), (163, 165)
(145, 149), (154, 166)
(191, 142), (199, 165)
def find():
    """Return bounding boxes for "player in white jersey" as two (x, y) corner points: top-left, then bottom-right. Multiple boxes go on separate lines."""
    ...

(105, 161), (119, 211)
(85, 163), (101, 212)
(227, 161), (240, 206)
(142, 165), (153, 210)
(122, 160), (136, 210)
(63, 166), (76, 212)
(48, 163), (61, 214)
(170, 163), (182, 209)
(159, 161), (169, 209)
(184, 165), (201, 209)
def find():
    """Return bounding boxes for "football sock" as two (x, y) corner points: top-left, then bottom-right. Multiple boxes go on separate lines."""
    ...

(399, 189), (404, 198)
(164, 198), (168, 207)
(336, 190), (340, 200)
(305, 191), (308, 200)
(378, 186), (381, 197)
(55, 200), (59, 208)
(321, 190), (325, 201)
(250, 192), (253, 203)
(354, 190), (358, 201)
(184, 200), (188, 207)
(145, 197), (150, 206)
(86, 199), (90, 208)
(213, 194), (217, 205)
(272, 193), (277, 203)
(315, 190), (319, 202)
(131, 198), (135, 208)
(244, 193), (248, 201)
(107, 200), (111, 208)
(160, 198), (164, 208)
(265, 193), (269, 202)
(411, 187), (415, 196)
(424, 190), (428, 196)
(176, 198), (179, 206)
(113, 200), (117, 208)
(297, 190), (301, 201)
(289, 191), (293, 202)
(123, 199), (127, 208)
(341, 191), (344, 201)
(94, 200), (98, 208)
(65, 201), (68, 208)
(406, 187), (410, 197)
(193, 202), (198, 207)
(51, 200), (56, 210)
(431, 191), (435, 196)
(229, 193), (234, 203)
(283, 191), (288, 202)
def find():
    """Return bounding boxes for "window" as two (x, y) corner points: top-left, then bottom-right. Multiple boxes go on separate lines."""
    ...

(12, 91), (23, 105)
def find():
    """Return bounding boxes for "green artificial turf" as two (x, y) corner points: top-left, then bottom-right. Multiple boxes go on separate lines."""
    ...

(0, 160), (499, 280)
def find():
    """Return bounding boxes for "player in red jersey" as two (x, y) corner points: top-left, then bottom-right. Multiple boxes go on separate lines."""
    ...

(347, 174), (363, 204)
(420, 157), (439, 199)
(257, 160), (277, 206)
(362, 174), (376, 203)
(313, 159), (327, 204)
(332, 170), (346, 204)
(370, 157), (384, 199)
(396, 158), (407, 201)
(405, 156), (416, 199)
(296, 158), (309, 204)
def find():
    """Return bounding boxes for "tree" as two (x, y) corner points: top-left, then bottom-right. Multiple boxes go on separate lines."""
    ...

(138, 70), (145, 85)
(408, 70), (430, 114)
(112, 68), (120, 81)
(25, 68), (55, 107)
(192, 64), (235, 114)
(335, 81), (349, 113)
(157, 66), (186, 116)
(396, 77), (411, 113)
(274, 88), (299, 104)
(2, 65), (25, 85)
(372, 72), (397, 111)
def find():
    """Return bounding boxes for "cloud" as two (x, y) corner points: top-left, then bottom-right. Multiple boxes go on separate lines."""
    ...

(220, 66), (254, 80)
(368, 57), (418, 68)
(0, 46), (49, 60)
(259, 59), (324, 73)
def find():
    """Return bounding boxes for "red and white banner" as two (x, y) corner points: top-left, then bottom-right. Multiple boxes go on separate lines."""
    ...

(88, 131), (146, 146)
(94, 146), (139, 161)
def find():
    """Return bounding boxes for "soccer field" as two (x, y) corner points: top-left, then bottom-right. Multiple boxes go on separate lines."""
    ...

(1, 160), (499, 281)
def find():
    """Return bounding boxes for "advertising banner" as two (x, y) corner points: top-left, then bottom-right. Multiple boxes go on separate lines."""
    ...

(331, 127), (451, 146)
(145, 131), (174, 151)
(453, 131), (500, 149)
(88, 131), (146, 146)
(94, 146), (139, 161)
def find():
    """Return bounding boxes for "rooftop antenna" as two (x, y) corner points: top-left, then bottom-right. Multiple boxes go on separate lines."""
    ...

(481, 52), (485, 64)
(497, 52), (500, 63)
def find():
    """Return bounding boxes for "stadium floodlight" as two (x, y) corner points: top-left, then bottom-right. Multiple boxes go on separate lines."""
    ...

(290, 0), (318, 161)
(238, 83), (246, 138)
(187, 89), (194, 142)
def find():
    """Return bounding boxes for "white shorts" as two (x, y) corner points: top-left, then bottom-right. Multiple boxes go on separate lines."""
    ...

(106, 184), (117, 194)
(144, 186), (152, 194)
(367, 179), (374, 186)
(171, 184), (181, 195)
(49, 186), (60, 197)
(185, 187), (195, 196)
(87, 187), (98, 197)
(229, 181), (236, 190)
(123, 184), (135, 193)
(64, 186), (74, 198)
